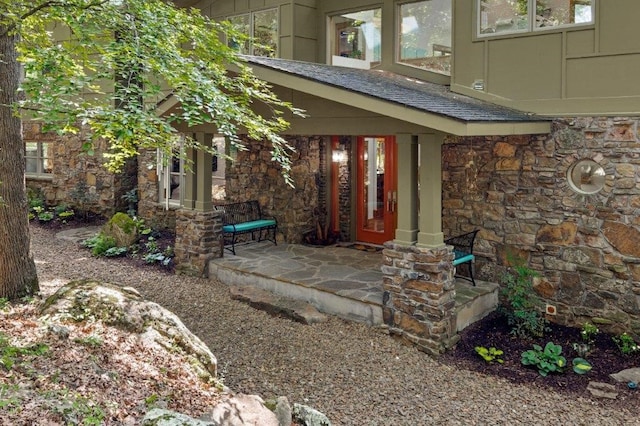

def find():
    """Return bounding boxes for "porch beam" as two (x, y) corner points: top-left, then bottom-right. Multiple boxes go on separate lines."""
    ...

(394, 134), (418, 245)
(417, 133), (445, 248)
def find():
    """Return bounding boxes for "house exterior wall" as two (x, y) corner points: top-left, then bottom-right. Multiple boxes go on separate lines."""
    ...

(452, 0), (640, 115)
(224, 135), (327, 243)
(24, 122), (129, 218)
(442, 117), (640, 336)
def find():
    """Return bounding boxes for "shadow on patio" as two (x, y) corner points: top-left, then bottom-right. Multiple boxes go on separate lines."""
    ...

(208, 241), (498, 331)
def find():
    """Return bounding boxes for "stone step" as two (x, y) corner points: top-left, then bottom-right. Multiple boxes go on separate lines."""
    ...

(230, 285), (328, 325)
(455, 280), (500, 332)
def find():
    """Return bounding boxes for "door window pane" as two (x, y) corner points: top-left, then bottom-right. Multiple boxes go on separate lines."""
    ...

(398, 0), (452, 75)
(362, 137), (385, 233)
(331, 8), (382, 69)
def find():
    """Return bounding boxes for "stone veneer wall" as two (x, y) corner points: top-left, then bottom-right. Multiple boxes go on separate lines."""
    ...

(174, 209), (222, 276)
(225, 135), (326, 243)
(382, 242), (458, 355)
(24, 122), (130, 217)
(335, 136), (353, 242)
(443, 117), (640, 336)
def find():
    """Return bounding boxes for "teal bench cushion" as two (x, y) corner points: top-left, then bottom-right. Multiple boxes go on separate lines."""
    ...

(223, 219), (276, 233)
(452, 250), (474, 266)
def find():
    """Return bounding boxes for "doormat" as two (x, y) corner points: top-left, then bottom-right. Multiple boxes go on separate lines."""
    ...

(342, 243), (383, 253)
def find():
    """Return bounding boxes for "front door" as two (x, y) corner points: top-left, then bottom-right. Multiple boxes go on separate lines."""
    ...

(356, 136), (397, 245)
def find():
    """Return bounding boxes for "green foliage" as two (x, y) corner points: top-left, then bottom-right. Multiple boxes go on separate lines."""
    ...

(0, 298), (8, 310)
(122, 188), (138, 217)
(612, 332), (639, 356)
(521, 342), (567, 376)
(7, 0), (306, 186)
(82, 234), (122, 257)
(50, 391), (106, 426)
(474, 346), (504, 364)
(499, 256), (547, 338)
(0, 384), (21, 410)
(0, 332), (49, 371)
(73, 335), (103, 348)
(572, 357), (592, 375)
(580, 322), (599, 344)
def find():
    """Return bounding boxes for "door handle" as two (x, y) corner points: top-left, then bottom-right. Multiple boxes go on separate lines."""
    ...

(392, 191), (397, 213)
(387, 191), (392, 212)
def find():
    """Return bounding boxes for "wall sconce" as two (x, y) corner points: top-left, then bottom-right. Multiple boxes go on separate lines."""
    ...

(332, 149), (347, 163)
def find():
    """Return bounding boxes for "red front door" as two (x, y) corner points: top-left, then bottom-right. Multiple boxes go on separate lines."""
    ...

(355, 136), (397, 245)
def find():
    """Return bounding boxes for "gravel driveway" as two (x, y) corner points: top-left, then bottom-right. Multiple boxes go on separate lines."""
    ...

(32, 226), (637, 425)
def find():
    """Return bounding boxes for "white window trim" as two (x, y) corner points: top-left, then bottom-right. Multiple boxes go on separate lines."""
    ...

(157, 139), (185, 210)
(477, 0), (595, 38)
(25, 141), (53, 178)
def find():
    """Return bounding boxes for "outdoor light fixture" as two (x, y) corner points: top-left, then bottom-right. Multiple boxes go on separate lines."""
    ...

(332, 149), (347, 163)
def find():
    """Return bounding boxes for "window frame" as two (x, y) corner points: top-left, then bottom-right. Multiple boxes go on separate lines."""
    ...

(157, 140), (185, 209)
(226, 8), (279, 57)
(328, 7), (383, 70)
(25, 141), (53, 178)
(477, 0), (595, 38)
(396, 0), (452, 75)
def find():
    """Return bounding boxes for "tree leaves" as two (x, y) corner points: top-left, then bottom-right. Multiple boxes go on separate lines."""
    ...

(6, 0), (304, 185)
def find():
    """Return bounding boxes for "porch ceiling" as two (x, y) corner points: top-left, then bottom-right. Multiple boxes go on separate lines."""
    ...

(239, 56), (551, 137)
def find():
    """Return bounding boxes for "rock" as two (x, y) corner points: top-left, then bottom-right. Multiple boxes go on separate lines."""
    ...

(230, 286), (328, 324)
(142, 408), (215, 425)
(47, 324), (70, 339)
(610, 368), (640, 384)
(292, 403), (332, 426)
(274, 396), (292, 426)
(40, 280), (217, 378)
(207, 394), (279, 425)
(101, 212), (138, 247)
(586, 381), (618, 399)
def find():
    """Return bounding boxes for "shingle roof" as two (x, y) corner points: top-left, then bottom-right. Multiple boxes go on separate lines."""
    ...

(243, 56), (547, 124)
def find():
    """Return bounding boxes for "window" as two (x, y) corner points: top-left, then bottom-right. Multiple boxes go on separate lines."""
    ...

(479, 0), (594, 36)
(158, 140), (185, 208)
(227, 9), (278, 57)
(25, 141), (52, 177)
(398, 0), (452, 75)
(330, 8), (382, 69)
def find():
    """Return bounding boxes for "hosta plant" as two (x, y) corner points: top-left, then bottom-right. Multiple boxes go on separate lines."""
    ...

(521, 342), (566, 376)
(475, 346), (504, 364)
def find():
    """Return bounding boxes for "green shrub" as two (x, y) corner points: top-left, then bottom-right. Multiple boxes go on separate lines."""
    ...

(572, 357), (592, 375)
(499, 257), (547, 338)
(83, 234), (120, 257)
(613, 333), (639, 356)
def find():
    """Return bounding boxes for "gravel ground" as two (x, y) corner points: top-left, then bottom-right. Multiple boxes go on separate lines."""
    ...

(32, 225), (639, 425)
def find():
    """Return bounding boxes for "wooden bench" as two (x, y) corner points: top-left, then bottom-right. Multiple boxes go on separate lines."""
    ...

(445, 230), (479, 286)
(213, 200), (277, 255)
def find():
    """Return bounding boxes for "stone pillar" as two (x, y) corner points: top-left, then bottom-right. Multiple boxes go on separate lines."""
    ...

(382, 242), (458, 356)
(394, 134), (419, 245)
(417, 133), (444, 248)
(174, 207), (223, 277)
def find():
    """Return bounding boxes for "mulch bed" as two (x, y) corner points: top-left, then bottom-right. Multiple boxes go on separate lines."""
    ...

(440, 310), (640, 410)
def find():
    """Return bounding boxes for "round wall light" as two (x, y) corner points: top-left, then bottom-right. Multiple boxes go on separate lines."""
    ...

(567, 159), (606, 195)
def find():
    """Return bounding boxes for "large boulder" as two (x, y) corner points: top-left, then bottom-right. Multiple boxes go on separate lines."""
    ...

(101, 212), (138, 247)
(40, 280), (217, 378)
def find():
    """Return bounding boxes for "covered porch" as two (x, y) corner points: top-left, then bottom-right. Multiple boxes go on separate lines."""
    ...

(208, 241), (499, 333)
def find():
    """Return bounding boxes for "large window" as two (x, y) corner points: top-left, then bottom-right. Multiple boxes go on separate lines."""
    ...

(158, 141), (185, 208)
(398, 0), (452, 75)
(25, 141), (52, 177)
(227, 9), (278, 57)
(331, 8), (382, 69)
(479, 0), (594, 36)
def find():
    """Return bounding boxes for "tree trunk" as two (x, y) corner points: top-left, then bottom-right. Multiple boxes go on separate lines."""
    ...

(0, 27), (39, 299)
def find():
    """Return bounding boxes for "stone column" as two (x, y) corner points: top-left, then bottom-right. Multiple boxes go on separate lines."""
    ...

(174, 209), (223, 277)
(394, 134), (419, 245)
(382, 242), (458, 356)
(417, 133), (445, 248)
